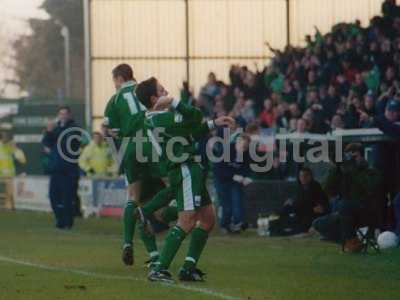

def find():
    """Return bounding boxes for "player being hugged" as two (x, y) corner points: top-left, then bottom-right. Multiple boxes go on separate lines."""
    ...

(135, 77), (234, 283)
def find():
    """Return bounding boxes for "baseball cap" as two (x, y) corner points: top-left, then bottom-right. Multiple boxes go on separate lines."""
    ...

(386, 99), (400, 112)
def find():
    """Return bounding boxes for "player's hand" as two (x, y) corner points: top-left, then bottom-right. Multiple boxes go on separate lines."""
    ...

(313, 205), (324, 214)
(264, 41), (272, 49)
(46, 120), (56, 132)
(214, 116), (235, 128)
(43, 146), (51, 154)
(154, 96), (173, 111)
(242, 177), (253, 186)
(233, 174), (244, 183)
(284, 198), (293, 206)
(358, 109), (369, 122)
(311, 104), (322, 111)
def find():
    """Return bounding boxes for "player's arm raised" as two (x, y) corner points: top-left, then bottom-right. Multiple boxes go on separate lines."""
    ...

(154, 97), (203, 124)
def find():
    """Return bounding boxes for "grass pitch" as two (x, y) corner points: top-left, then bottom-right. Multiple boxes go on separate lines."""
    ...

(0, 210), (399, 300)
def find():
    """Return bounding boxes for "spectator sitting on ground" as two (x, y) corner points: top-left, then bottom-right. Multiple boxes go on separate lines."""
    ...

(78, 132), (117, 177)
(270, 167), (329, 236)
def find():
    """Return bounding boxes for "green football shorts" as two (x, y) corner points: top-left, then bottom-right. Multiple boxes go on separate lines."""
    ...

(168, 162), (211, 212)
(123, 141), (166, 184)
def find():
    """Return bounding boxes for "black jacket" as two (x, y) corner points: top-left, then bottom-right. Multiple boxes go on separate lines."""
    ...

(42, 119), (81, 176)
(373, 114), (400, 138)
(293, 180), (330, 218)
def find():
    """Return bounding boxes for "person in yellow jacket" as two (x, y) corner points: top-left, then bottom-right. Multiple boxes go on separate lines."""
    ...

(78, 132), (116, 177)
(0, 132), (26, 177)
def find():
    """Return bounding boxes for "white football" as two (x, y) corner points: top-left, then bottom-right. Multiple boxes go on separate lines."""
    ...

(377, 231), (399, 250)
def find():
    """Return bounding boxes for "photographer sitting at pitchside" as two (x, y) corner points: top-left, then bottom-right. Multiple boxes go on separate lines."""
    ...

(312, 143), (383, 253)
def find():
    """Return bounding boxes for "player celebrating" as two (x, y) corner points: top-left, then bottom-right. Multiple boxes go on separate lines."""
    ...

(134, 77), (234, 283)
(103, 64), (174, 266)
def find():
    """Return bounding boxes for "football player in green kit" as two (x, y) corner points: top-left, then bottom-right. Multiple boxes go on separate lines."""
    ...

(134, 77), (235, 283)
(103, 64), (176, 267)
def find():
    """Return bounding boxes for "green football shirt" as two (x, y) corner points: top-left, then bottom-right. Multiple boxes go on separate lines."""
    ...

(104, 80), (149, 183)
(143, 99), (213, 172)
(103, 80), (146, 138)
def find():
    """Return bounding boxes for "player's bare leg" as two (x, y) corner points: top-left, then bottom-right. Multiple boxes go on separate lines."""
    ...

(179, 204), (215, 281)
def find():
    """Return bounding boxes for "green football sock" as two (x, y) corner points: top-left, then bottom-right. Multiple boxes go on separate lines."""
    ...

(182, 227), (209, 271)
(142, 187), (173, 217)
(155, 225), (186, 271)
(160, 206), (178, 224)
(123, 201), (137, 246)
(138, 222), (159, 260)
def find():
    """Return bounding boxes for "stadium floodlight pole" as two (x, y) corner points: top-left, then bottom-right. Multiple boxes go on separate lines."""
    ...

(60, 25), (71, 99)
(55, 19), (72, 100)
(83, 0), (92, 131)
(286, 0), (291, 46)
(185, 0), (190, 86)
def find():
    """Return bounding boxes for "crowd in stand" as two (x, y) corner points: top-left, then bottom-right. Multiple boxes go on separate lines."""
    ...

(183, 0), (400, 237)
(186, 0), (400, 136)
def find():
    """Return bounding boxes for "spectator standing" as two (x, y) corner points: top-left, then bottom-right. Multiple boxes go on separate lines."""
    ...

(296, 118), (308, 133)
(199, 72), (220, 116)
(42, 106), (81, 230)
(0, 132), (26, 177)
(78, 132), (116, 177)
(259, 99), (275, 128)
(213, 134), (252, 233)
(321, 85), (340, 121)
(331, 114), (345, 131)
(361, 99), (400, 229)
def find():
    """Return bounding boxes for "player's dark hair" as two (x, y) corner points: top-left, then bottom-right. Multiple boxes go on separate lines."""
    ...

(136, 77), (158, 109)
(58, 105), (71, 113)
(112, 64), (134, 81)
(299, 167), (313, 178)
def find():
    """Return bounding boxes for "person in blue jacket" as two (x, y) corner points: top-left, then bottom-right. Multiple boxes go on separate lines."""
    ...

(213, 133), (252, 233)
(42, 106), (81, 229)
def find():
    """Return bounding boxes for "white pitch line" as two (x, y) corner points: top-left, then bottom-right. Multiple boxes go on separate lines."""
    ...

(0, 255), (242, 300)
